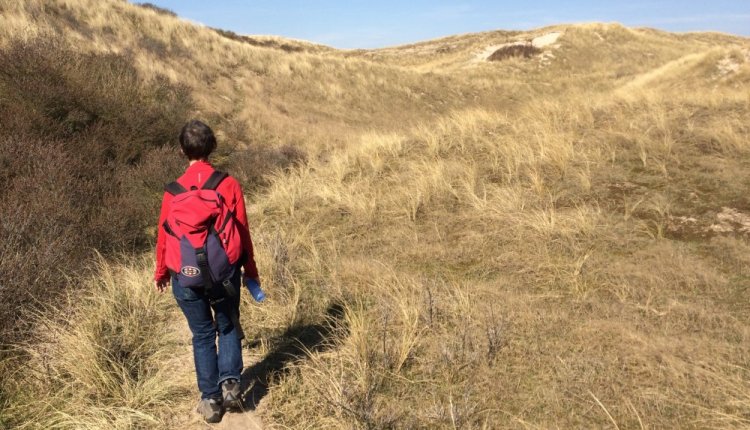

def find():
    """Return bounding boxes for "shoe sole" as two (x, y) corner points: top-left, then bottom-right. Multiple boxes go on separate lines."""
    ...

(197, 400), (224, 423)
(223, 394), (242, 411)
(204, 414), (222, 424)
(197, 407), (223, 423)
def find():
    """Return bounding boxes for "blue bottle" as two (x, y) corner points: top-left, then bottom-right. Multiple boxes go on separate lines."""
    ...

(245, 278), (266, 302)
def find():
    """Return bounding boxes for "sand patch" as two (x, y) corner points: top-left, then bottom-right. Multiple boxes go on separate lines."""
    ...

(716, 56), (741, 77)
(714, 49), (749, 80)
(532, 32), (562, 48)
(709, 207), (750, 235)
(665, 207), (750, 240)
(474, 32), (563, 63)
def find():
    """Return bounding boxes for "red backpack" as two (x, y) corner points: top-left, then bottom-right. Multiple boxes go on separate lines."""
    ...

(162, 171), (243, 291)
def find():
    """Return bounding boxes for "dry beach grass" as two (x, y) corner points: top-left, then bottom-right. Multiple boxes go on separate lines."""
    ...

(1, 0), (750, 428)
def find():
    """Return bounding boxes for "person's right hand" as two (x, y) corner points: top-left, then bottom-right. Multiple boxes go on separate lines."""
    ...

(155, 279), (168, 293)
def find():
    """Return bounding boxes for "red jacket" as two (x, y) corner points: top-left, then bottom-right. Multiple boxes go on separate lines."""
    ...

(154, 161), (258, 282)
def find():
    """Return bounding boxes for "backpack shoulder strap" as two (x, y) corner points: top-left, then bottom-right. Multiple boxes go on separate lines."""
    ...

(202, 170), (229, 191)
(164, 181), (188, 196)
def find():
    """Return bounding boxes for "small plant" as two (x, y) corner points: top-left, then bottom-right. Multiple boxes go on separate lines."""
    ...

(484, 306), (505, 363)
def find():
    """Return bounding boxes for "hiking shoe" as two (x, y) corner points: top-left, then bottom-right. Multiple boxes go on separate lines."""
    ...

(221, 379), (242, 410)
(196, 397), (223, 423)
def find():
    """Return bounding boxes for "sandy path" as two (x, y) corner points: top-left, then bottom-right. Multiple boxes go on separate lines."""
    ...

(170, 313), (265, 430)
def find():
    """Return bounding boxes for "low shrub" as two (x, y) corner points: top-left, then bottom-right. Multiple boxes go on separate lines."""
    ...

(488, 43), (541, 61)
(0, 37), (191, 164)
(0, 37), (191, 343)
(224, 143), (307, 193)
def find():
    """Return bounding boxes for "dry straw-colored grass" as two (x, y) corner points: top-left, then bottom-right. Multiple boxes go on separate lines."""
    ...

(1, 255), (186, 429)
(0, 0), (483, 158)
(2, 0), (750, 428)
(250, 91), (750, 428)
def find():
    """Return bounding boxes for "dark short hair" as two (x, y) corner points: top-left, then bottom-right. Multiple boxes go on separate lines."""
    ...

(179, 120), (216, 160)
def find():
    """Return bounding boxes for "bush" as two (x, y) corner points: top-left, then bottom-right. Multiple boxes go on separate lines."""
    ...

(0, 37), (191, 343)
(224, 144), (307, 193)
(488, 43), (541, 61)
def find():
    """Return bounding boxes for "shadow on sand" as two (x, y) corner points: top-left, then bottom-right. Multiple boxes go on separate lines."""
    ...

(238, 302), (346, 410)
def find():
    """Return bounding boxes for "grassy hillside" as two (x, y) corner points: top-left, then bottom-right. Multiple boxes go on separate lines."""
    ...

(0, 0), (489, 154)
(2, 0), (750, 428)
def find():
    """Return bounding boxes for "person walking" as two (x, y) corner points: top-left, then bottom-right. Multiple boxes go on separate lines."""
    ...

(154, 119), (263, 423)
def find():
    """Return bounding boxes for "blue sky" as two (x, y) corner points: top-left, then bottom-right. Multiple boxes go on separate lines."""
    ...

(140, 1), (750, 49)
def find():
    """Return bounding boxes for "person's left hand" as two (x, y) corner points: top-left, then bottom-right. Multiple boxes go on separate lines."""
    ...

(245, 277), (266, 302)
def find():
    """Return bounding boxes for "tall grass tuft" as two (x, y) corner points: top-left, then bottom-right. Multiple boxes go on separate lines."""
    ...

(1, 255), (184, 429)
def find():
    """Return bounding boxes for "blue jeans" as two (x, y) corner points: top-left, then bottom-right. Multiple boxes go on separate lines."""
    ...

(172, 268), (243, 400)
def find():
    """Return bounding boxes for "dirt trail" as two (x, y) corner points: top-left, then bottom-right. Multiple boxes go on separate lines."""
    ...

(170, 314), (265, 430)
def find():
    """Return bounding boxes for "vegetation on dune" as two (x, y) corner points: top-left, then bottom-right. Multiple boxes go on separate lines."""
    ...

(0, 35), (190, 343)
(487, 43), (541, 61)
(1, 0), (750, 428)
(250, 92), (750, 428)
(1, 256), (184, 429)
(134, 2), (177, 17)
